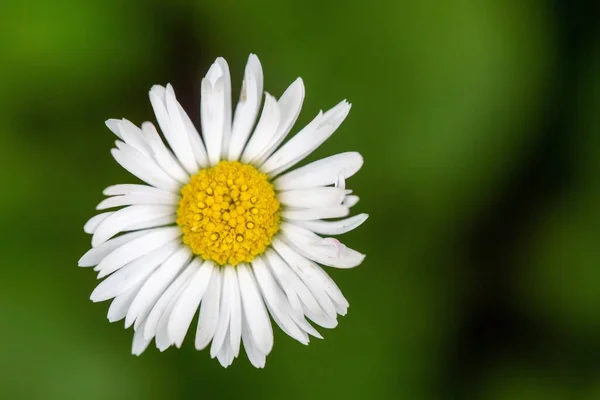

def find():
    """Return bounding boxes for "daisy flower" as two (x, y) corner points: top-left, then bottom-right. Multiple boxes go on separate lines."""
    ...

(79, 54), (367, 368)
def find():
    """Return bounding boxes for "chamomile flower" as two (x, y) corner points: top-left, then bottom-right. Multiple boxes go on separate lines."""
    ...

(80, 54), (367, 368)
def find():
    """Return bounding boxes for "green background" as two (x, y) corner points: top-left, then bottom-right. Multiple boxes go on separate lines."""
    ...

(1, 0), (599, 399)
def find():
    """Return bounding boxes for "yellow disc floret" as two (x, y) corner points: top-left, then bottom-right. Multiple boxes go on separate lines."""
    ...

(177, 161), (280, 266)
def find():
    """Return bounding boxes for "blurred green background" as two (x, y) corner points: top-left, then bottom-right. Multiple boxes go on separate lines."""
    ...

(1, 0), (599, 399)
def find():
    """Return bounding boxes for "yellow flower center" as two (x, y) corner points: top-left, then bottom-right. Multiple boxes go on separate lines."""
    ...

(176, 161), (280, 266)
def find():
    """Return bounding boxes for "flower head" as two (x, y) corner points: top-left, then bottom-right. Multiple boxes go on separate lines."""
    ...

(80, 54), (367, 368)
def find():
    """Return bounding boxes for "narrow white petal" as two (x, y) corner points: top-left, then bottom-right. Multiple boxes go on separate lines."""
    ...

(78, 231), (147, 267)
(278, 187), (348, 208)
(228, 54), (263, 161)
(281, 206), (349, 221)
(229, 267), (242, 358)
(240, 93), (280, 164)
(261, 100), (351, 176)
(165, 84), (203, 174)
(84, 212), (113, 234)
(103, 184), (176, 197)
(344, 195), (360, 208)
(216, 338), (234, 368)
(255, 78), (305, 164)
(295, 214), (369, 235)
(91, 240), (179, 302)
(132, 320), (152, 356)
(97, 192), (178, 210)
(140, 122), (190, 184)
(93, 227), (181, 277)
(124, 214), (175, 231)
(280, 223), (365, 269)
(272, 239), (337, 319)
(168, 260), (215, 348)
(195, 267), (222, 350)
(126, 246), (192, 329)
(237, 263), (273, 354)
(155, 261), (199, 351)
(149, 85), (198, 174)
(210, 265), (239, 358)
(92, 205), (176, 247)
(201, 61), (227, 165)
(143, 263), (196, 340)
(105, 119), (151, 157)
(107, 281), (144, 323)
(215, 58), (232, 155)
(273, 152), (363, 191)
(252, 256), (310, 344)
(242, 311), (266, 368)
(111, 144), (179, 192)
(264, 248), (337, 329)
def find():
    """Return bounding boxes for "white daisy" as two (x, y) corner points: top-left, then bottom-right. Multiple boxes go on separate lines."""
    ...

(80, 54), (367, 368)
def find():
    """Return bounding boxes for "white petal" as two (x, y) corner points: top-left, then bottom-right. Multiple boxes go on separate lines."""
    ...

(272, 239), (337, 319)
(97, 192), (178, 210)
(93, 227), (181, 277)
(281, 206), (349, 221)
(295, 214), (369, 235)
(132, 320), (152, 356)
(105, 119), (151, 157)
(111, 144), (179, 192)
(255, 78), (305, 164)
(78, 231), (147, 267)
(237, 263), (273, 355)
(149, 85), (198, 174)
(252, 256), (311, 344)
(143, 262), (196, 340)
(240, 93), (280, 164)
(126, 246), (192, 329)
(201, 60), (228, 165)
(216, 337), (234, 368)
(124, 214), (175, 231)
(195, 267), (222, 350)
(264, 248), (337, 329)
(107, 280), (144, 323)
(278, 187), (348, 208)
(242, 311), (266, 368)
(91, 241), (179, 301)
(344, 195), (360, 208)
(210, 265), (241, 358)
(261, 100), (351, 176)
(273, 152), (363, 191)
(280, 223), (365, 268)
(140, 121), (190, 184)
(228, 54), (263, 161)
(103, 184), (176, 197)
(168, 260), (215, 348)
(155, 260), (200, 351)
(91, 205), (176, 247)
(215, 58), (232, 156)
(84, 212), (113, 234)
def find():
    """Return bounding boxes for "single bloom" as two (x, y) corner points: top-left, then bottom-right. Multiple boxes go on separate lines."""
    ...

(79, 54), (367, 368)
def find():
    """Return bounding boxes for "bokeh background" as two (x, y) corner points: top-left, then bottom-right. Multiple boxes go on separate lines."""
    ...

(1, 0), (599, 399)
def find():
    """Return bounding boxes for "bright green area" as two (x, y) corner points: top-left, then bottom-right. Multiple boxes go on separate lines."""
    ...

(0, 0), (598, 399)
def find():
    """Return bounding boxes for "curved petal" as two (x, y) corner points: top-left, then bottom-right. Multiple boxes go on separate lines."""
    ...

(240, 93), (280, 164)
(273, 152), (363, 191)
(228, 54), (263, 161)
(168, 260), (215, 348)
(125, 246), (192, 329)
(294, 214), (369, 235)
(195, 266), (222, 350)
(237, 263), (273, 355)
(260, 100), (351, 176)
(91, 205), (176, 247)
(255, 77), (305, 164)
